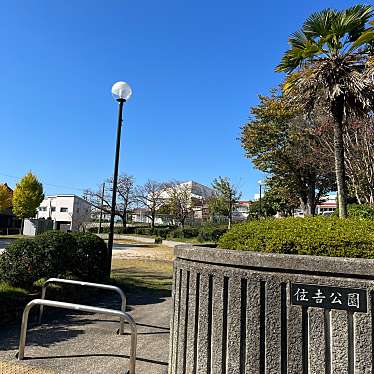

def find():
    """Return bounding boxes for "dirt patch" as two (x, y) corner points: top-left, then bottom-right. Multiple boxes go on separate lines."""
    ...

(112, 242), (174, 262)
(0, 361), (56, 374)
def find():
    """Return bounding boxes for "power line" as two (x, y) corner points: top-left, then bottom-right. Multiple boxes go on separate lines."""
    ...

(0, 172), (88, 193)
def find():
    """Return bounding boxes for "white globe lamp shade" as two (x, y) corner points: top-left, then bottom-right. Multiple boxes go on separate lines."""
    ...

(257, 179), (263, 185)
(111, 81), (132, 101)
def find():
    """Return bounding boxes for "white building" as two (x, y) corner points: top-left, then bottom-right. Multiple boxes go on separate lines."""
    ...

(316, 194), (337, 215)
(36, 195), (92, 231)
(133, 181), (215, 224)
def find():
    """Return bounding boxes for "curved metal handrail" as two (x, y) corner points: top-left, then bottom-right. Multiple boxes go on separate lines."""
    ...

(19, 299), (137, 374)
(39, 278), (127, 335)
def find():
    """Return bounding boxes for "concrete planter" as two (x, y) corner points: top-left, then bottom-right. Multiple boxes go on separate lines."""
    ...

(169, 245), (374, 374)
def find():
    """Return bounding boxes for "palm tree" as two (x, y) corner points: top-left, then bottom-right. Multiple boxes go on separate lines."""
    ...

(276, 5), (374, 217)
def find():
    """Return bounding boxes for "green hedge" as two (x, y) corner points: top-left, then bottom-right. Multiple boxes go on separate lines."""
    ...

(90, 224), (228, 242)
(0, 231), (108, 288)
(197, 226), (227, 243)
(88, 226), (138, 234)
(347, 204), (374, 219)
(218, 217), (374, 258)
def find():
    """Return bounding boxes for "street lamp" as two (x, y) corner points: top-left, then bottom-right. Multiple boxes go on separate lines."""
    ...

(107, 81), (132, 276)
(257, 180), (263, 217)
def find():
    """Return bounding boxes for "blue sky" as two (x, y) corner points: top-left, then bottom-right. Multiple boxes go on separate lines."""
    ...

(1, 0), (361, 199)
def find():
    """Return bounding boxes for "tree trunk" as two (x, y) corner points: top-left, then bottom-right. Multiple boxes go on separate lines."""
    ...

(122, 215), (127, 229)
(20, 218), (25, 235)
(306, 180), (316, 216)
(151, 213), (155, 229)
(332, 97), (348, 218)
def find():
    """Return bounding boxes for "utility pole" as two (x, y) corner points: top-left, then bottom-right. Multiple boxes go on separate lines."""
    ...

(98, 182), (105, 234)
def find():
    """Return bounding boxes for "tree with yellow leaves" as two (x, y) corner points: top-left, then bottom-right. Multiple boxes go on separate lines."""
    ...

(12, 172), (44, 232)
(0, 184), (12, 212)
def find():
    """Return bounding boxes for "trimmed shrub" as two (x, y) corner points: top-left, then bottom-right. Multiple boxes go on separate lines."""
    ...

(89, 226), (137, 234)
(33, 231), (76, 277)
(154, 236), (163, 244)
(153, 227), (171, 239)
(197, 226), (227, 243)
(0, 231), (108, 288)
(347, 204), (374, 219)
(0, 239), (44, 288)
(218, 217), (374, 258)
(168, 227), (199, 239)
(134, 227), (154, 236)
(71, 232), (108, 282)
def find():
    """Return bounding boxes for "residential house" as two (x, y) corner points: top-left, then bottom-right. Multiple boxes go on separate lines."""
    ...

(37, 194), (92, 231)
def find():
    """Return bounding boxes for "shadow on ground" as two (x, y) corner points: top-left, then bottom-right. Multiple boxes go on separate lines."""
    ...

(0, 283), (170, 353)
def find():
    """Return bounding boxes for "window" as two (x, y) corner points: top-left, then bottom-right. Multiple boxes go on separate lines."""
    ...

(39, 207), (47, 211)
(76, 208), (80, 213)
(51, 207), (56, 212)
(60, 207), (68, 213)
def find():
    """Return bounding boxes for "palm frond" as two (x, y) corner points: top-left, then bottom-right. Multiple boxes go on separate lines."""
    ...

(276, 37), (323, 73)
(288, 31), (309, 48)
(341, 4), (373, 42)
(303, 9), (337, 39)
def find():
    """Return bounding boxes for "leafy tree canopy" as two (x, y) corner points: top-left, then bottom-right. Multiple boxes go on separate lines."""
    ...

(0, 184), (12, 213)
(12, 172), (44, 219)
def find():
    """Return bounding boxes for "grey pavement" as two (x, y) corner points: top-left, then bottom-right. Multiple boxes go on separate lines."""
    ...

(0, 238), (14, 253)
(0, 291), (171, 374)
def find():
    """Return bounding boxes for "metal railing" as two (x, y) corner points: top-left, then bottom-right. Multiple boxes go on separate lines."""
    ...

(18, 299), (137, 374)
(38, 278), (127, 335)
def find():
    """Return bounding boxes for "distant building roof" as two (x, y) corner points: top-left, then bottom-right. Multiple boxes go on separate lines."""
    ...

(1, 183), (13, 193)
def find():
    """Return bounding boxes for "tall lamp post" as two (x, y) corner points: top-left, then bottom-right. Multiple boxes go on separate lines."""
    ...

(257, 180), (263, 217)
(107, 81), (132, 276)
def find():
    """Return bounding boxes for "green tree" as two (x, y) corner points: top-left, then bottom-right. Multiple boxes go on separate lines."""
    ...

(276, 5), (374, 217)
(0, 184), (12, 213)
(242, 93), (335, 215)
(164, 181), (194, 228)
(12, 172), (44, 231)
(209, 177), (241, 229)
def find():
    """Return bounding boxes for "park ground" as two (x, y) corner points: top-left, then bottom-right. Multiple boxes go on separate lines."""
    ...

(0, 239), (174, 374)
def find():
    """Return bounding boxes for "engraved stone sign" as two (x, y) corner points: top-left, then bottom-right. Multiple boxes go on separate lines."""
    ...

(291, 283), (368, 312)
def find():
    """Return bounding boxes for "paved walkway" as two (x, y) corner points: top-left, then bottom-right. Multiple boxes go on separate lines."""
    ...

(0, 292), (171, 374)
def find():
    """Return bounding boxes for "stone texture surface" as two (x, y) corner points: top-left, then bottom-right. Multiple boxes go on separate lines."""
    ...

(226, 277), (241, 374)
(211, 275), (224, 374)
(308, 308), (325, 374)
(169, 245), (374, 374)
(265, 279), (282, 374)
(287, 304), (303, 374)
(354, 295), (373, 373)
(246, 282), (261, 373)
(197, 274), (210, 374)
(331, 309), (349, 374)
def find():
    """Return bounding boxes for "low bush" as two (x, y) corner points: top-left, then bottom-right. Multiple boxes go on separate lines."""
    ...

(197, 226), (227, 243)
(168, 227), (199, 239)
(0, 239), (44, 288)
(88, 226), (137, 234)
(154, 236), (163, 244)
(34, 231), (76, 278)
(218, 217), (374, 258)
(71, 232), (108, 282)
(0, 231), (108, 288)
(134, 227), (154, 236)
(152, 227), (171, 239)
(347, 204), (374, 219)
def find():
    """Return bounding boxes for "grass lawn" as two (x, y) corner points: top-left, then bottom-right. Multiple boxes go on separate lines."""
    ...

(0, 282), (28, 301)
(111, 258), (173, 292)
